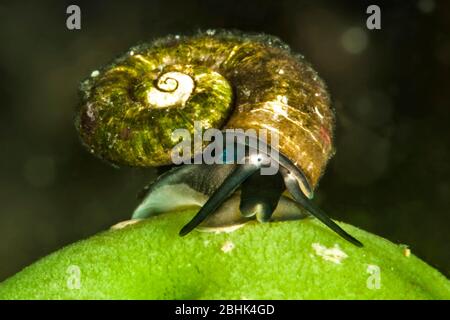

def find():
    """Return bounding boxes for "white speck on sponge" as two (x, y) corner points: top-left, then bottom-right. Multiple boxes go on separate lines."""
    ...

(198, 223), (246, 234)
(403, 247), (411, 257)
(312, 243), (348, 264)
(221, 240), (235, 253)
(399, 244), (411, 257)
(110, 219), (142, 230)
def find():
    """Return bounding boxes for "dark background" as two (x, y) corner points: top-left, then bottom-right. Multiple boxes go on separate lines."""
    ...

(0, 0), (449, 281)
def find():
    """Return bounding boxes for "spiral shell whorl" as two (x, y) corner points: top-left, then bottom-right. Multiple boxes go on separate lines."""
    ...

(147, 71), (194, 108)
(77, 44), (234, 166)
(76, 31), (334, 188)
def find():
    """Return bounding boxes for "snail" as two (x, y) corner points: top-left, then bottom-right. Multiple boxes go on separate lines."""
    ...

(75, 30), (362, 247)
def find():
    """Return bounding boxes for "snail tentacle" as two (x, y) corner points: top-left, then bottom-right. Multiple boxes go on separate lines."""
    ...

(280, 167), (363, 247)
(179, 161), (262, 236)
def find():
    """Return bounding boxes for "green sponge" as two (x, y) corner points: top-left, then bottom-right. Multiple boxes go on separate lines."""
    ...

(0, 210), (449, 299)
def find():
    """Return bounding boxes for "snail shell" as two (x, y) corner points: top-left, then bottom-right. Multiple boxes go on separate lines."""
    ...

(76, 30), (335, 190)
(76, 31), (362, 247)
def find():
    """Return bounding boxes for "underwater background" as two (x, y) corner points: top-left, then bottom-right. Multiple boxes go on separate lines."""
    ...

(0, 0), (449, 280)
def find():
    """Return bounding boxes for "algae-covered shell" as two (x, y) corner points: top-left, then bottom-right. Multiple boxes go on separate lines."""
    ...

(76, 31), (334, 188)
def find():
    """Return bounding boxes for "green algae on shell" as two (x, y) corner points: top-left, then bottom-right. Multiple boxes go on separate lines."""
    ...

(76, 31), (334, 188)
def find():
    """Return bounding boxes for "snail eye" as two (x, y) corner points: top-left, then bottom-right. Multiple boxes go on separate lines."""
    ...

(248, 153), (261, 165)
(248, 153), (270, 166)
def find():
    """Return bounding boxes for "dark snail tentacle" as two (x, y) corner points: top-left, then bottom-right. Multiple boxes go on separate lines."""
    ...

(280, 167), (363, 247)
(197, 192), (253, 230)
(179, 161), (262, 236)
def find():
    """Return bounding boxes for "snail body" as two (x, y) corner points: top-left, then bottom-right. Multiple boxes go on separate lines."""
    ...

(76, 31), (362, 246)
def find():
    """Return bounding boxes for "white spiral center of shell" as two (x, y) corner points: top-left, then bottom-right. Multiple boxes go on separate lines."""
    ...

(147, 71), (194, 108)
